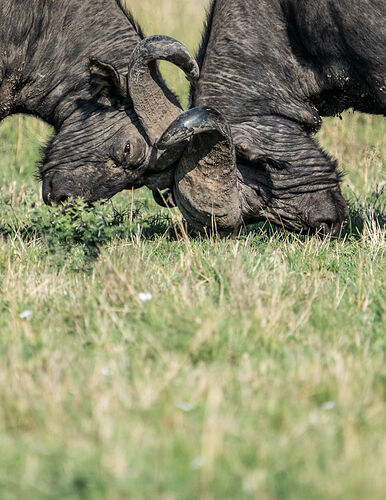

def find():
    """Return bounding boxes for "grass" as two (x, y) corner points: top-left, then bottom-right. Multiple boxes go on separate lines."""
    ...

(0, 0), (385, 498)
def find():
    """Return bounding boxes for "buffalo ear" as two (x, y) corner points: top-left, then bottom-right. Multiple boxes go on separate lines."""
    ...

(89, 58), (128, 102)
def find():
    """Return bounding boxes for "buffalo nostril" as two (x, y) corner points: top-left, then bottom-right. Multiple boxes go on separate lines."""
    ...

(330, 222), (343, 236)
(42, 180), (53, 205)
(318, 222), (331, 235)
(44, 192), (53, 206)
(315, 221), (342, 236)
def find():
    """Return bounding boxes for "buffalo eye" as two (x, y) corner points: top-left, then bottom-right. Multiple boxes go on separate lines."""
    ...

(124, 143), (131, 157)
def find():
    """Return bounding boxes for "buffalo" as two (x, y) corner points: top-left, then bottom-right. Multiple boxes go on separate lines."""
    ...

(0, 0), (198, 204)
(156, 0), (385, 235)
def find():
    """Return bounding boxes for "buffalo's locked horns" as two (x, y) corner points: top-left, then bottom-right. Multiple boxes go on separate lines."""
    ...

(127, 35), (199, 179)
(128, 35), (199, 143)
(157, 106), (243, 235)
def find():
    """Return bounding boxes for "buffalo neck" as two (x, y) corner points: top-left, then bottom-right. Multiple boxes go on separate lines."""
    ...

(192, 0), (384, 129)
(0, 0), (141, 129)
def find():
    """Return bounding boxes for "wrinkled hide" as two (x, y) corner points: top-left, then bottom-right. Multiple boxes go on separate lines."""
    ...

(160, 0), (384, 234)
(0, 0), (198, 203)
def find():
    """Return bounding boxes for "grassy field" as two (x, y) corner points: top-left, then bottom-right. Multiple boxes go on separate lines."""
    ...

(0, 1), (385, 498)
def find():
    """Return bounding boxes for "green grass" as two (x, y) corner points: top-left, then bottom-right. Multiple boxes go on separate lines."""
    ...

(0, 1), (385, 498)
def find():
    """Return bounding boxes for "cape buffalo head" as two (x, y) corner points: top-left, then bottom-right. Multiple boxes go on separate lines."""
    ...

(40, 36), (199, 204)
(155, 107), (348, 235)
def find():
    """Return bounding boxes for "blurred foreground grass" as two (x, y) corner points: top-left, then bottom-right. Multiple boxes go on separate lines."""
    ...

(0, 0), (385, 498)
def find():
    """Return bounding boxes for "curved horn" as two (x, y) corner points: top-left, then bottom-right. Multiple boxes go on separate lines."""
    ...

(128, 35), (199, 146)
(157, 107), (242, 235)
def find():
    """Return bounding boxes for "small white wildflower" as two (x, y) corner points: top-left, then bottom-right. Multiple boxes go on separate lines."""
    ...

(19, 310), (33, 319)
(322, 401), (336, 411)
(174, 401), (193, 413)
(191, 457), (204, 470)
(139, 292), (152, 303)
(101, 368), (111, 377)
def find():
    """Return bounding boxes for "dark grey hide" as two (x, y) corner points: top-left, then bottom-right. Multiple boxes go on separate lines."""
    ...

(158, 0), (385, 235)
(0, 0), (198, 204)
